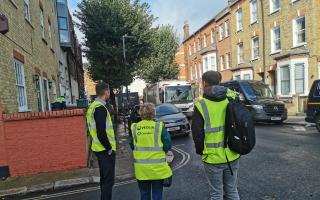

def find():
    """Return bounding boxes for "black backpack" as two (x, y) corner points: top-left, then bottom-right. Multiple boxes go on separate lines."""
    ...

(224, 97), (256, 155)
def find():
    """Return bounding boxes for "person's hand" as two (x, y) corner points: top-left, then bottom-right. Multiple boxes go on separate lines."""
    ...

(108, 149), (113, 155)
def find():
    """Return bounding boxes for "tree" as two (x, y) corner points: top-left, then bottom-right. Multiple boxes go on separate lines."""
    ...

(138, 25), (180, 83)
(75, 0), (155, 92)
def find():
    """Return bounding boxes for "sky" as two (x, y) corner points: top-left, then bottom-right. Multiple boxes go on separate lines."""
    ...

(68, 0), (227, 42)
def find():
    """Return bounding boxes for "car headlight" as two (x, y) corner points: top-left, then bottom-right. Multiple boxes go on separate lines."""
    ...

(252, 105), (263, 110)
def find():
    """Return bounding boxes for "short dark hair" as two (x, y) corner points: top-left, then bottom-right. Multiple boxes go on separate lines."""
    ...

(96, 82), (110, 97)
(202, 71), (222, 86)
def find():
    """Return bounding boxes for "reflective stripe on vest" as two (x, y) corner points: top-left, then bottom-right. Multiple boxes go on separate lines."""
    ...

(134, 158), (166, 164)
(132, 122), (163, 152)
(131, 121), (172, 180)
(196, 98), (240, 164)
(86, 101), (116, 152)
(199, 100), (225, 135)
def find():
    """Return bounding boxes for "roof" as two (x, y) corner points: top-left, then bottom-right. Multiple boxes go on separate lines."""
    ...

(182, 4), (231, 44)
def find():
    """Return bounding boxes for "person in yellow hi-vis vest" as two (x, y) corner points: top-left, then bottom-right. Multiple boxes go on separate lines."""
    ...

(129, 103), (172, 200)
(192, 71), (240, 200)
(86, 82), (116, 200)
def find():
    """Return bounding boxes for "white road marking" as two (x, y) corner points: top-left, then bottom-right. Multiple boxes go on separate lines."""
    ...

(172, 146), (190, 171)
(293, 126), (306, 132)
(22, 146), (191, 200)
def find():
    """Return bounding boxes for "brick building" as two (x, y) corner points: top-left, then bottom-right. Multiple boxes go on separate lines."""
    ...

(0, 0), (84, 113)
(0, 0), (60, 113)
(178, 0), (320, 115)
(216, 7), (233, 81)
(182, 19), (217, 97)
(176, 44), (186, 80)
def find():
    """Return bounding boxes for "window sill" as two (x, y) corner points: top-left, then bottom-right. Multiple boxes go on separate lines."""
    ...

(19, 109), (32, 113)
(225, 35), (230, 39)
(251, 57), (259, 62)
(9, 0), (18, 8)
(42, 38), (48, 45)
(250, 21), (258, 26)
(236, 29), (243, 33)
(25, 18), (34, 29)
(270, 50), (281, 56)
(269, 8), (280, 16)
(291, 43), (307, 49)
(290, 0), (299, 5)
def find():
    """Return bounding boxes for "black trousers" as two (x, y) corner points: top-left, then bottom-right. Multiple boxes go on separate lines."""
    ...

(95, 151), (116, 200)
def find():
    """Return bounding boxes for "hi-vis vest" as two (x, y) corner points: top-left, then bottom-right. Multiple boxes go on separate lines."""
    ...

(195, 90), (240, 164)
(131, 120), (172, 180)
(86, 100), (116, 152)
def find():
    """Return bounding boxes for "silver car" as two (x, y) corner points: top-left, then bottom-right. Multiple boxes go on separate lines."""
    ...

(156, 104), (191, 137)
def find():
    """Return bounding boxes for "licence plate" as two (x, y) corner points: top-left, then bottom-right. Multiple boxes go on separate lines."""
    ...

(167, 126), (180, 131)
(271, 117), (281, 121)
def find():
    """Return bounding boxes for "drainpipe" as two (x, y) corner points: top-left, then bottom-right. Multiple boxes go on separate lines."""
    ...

(67, 51), (74, 104)
(260, 0), (267, 84)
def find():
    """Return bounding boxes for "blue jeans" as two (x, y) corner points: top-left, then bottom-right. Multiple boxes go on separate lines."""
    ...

(204, 159), (240, 200)
(137, 180), (164, 200)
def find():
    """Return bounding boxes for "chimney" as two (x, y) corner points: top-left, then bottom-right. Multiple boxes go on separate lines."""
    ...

(183, 21), (189, 40)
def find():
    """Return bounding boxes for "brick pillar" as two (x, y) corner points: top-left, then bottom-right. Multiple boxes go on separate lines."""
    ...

(0, 99), (9, 177)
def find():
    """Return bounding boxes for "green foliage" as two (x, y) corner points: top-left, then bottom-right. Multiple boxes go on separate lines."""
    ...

(138, 25), (180, 83)
(75, 0), (155, 89)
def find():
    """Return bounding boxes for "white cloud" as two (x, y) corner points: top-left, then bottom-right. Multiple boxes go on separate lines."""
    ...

(149, 0), (227, 41)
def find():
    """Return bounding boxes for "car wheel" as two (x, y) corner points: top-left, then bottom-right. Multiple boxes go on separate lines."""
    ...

(315, 115), (320, 132)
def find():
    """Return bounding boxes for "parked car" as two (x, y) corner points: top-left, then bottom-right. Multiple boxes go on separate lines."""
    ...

(305, 80), (320, 132)
(129, 104), (191, 137)
(220, 80), (287, 124)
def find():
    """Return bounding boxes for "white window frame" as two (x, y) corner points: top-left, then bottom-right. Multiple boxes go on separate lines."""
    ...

(211, 29), (215, 44)
(276, 58), (309, 97)
(271, 26), (281, 53)
(210, 55), (216, 71)
(42, 77), (51, 111)
(252, 37), (259, 60)
(226, 53), (231, 69)
(40, 9), (45, 39)
(220, 55), (225, 70)
(203, 35), (207, 48)
(237, 43), (244, 64)
(236, 8), (243, 31)
(48, 22), (53, 48)
(197, 38), (201, 50)
(269, 0), (280, 14)
(189, 45), (192, 56)
(219, 24), (225, 41)
(250, 0), (258, 24)
(294, 63), (305, 94)
(233, 69), (253, 80)
(292, 16), (306, 47)
(225, 20), (230, 37)
(204, 57), (208, 72)
(14, 59), (28, 112)
(24, 0), (31, 21)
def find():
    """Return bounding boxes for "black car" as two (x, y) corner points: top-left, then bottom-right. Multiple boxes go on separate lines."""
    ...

(305, 80), (320, 132)
(129, 104), (191, 136)
(220, 80), (287, 124)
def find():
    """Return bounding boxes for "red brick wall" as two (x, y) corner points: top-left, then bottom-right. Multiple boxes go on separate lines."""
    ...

(0, 102), (88, 176)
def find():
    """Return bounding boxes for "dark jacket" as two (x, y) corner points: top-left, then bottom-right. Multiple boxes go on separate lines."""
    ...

(94, 102), (114, 152)
(192, 86), (228, 155)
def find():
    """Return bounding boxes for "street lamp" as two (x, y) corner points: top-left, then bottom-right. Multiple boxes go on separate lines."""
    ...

(122, 34), (135, 133)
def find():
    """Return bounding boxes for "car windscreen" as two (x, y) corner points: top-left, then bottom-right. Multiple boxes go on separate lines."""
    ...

(241, 82), (274, 100)
(165, 85), (193, 104)
(156, 104), (180, 117)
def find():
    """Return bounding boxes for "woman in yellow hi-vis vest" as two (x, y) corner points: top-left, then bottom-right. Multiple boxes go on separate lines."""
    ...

(129, 103), (172, 200)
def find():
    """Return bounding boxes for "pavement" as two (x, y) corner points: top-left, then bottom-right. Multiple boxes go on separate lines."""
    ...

(1, 116), (318, 199)
(0, 124), (135, 199)
(9, 123), (320, 200)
